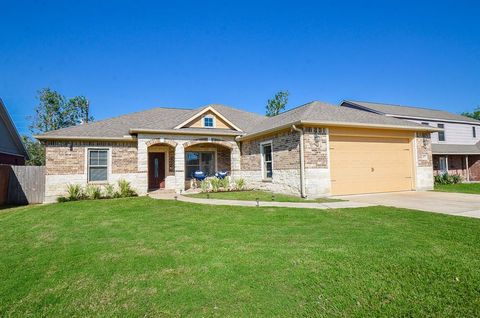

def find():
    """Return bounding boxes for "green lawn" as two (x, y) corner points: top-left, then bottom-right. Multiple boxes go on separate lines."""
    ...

(1, 198), (480, 317)
(186, 190), (343, 203)
(434, 183), (480, 194)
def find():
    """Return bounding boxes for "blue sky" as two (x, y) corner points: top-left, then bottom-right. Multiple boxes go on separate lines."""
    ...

(1, 0), (479, 135)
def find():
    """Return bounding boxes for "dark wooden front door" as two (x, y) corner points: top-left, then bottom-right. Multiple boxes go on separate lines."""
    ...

(148, 152), (166, 190)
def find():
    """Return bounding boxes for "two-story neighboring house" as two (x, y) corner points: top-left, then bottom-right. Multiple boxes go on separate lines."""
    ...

(341, 100), (480, 181)
(0, 99), (28, 165)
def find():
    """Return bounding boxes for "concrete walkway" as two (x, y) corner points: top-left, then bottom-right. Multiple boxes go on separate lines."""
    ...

(149, 190), (480, 219)
(336, 191), (480, 218)
(149, 191), (374, 210)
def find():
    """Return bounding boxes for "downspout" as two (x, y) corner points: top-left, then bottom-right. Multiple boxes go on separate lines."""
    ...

(292, 125), (306, 198)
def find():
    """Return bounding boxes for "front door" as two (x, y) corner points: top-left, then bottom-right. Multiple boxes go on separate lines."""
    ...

(148, 152), (165, 190)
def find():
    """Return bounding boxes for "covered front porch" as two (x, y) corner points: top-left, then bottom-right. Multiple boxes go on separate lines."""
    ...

(141, 137), (240, 193)
(433, 154), (480, 182)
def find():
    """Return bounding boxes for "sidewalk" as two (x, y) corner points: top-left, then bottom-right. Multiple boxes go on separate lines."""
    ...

(149, 191), (375, 210)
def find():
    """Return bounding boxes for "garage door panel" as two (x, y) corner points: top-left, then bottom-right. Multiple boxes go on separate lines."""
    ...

(330, 135), (413, 195)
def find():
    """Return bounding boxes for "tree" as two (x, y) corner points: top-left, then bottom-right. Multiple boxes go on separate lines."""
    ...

(266, 91), (289, 117)
(25, 88), (93, 165)
(22, 135), (45, 166)
(462, 106), (480, 120)
(29, 88), (93, 134)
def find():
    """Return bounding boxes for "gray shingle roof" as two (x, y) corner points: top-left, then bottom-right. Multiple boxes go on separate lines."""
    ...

(432, 143), (480, 155)
(38, 107), (195, 138)
(36, 101), (434, 140)
(342, 100), (480, 124)
(245, 101), (429, 136)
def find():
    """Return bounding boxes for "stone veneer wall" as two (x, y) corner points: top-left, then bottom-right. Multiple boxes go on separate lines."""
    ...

(137, 134), (240, 193)
(44, 140), (143, 203)
(414, 133), (434, 190)
(415, 133), (433, 167)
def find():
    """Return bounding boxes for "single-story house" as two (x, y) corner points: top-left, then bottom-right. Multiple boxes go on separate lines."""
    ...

(36, 101), (438, 203)
(0, 99), (29, 165)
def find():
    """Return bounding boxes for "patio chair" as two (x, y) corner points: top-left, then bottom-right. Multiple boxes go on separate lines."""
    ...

(215, 171), (228, 179)
(193, 170), (207, 181)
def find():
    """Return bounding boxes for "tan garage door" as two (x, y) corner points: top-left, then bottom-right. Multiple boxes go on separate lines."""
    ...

(330, 135), (414, 195)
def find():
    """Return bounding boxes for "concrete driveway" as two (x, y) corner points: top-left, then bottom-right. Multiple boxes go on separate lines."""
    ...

(337, 191), (480, 218)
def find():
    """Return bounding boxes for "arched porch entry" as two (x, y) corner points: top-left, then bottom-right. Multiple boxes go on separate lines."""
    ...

(183, 141), (233, 186)
(146, 139), (177, 190)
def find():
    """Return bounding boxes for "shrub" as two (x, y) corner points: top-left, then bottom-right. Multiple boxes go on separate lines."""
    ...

(219, 177), (229, 190)
(200, 180), (210, 192)
(210, 178), (221, 192)
(235, 178), (246, 191)
(57, 196), (69, 203)
(118, 179), (137, 198)
(85, 185), (102, 200)
(103, 184), (116, 199)
(434, 173), (462, 185)
(67, 184), (83, 201)
(450, 174), (462, 184)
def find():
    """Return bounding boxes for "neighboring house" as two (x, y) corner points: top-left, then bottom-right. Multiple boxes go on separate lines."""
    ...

(0, 99), (29, 165)
(341, 100), (480, 181)
(35, 102), (437, 203)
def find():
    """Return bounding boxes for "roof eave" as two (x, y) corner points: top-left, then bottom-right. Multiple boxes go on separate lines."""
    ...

(34, 135), (137, 142)
(384, 114), (480, 125)
(239, 120), (440, 141)
(129, 128), (244, 136)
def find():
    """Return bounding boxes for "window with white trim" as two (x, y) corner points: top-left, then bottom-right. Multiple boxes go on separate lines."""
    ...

(473, 126), (476, 138)
(204, 116), (214, 127)
(88, 149), (108, 182)
(437, 123), (445, 141)
(261, 143), (273, 179)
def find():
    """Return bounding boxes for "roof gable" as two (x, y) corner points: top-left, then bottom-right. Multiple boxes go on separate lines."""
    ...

(174, 105), (243, 131)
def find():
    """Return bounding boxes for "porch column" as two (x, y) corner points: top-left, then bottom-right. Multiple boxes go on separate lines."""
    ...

(174, 143), (185, 192)
(466, 155), (470, 182)
(445, 155), (449, 174)
(230, 143), (241, 178)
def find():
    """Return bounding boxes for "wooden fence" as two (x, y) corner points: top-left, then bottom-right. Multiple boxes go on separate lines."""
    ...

(0, 165), (45, 205)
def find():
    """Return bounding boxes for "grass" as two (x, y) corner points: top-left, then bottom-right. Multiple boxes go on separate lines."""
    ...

(1, 197), (480, 317)
(434, 183), (480, 194)
(186, 190), (343, 203)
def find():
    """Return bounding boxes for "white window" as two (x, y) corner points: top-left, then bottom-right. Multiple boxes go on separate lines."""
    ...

(88, 149), (108, 182)
(437, 124), (445, 141)
(439, 156), (447, 173)
(203, 116), (214, 128)
(473, 126), (477, 138)
(261, 142), (273, 179)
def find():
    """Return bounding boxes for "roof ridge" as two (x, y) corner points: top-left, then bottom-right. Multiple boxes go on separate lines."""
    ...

(269, 100), (323, 118)
(206, 103), (266, 118)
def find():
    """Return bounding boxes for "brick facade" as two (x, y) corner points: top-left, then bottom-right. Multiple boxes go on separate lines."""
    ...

(168, 150), (175, 173)
(240, 129), (300, 171)
(303, 127), (328, 169)
(469, 155), (480, 181)
(45, 141), (137, 175)
(217, 147), (231, 172)
(416, 133), (432, 167)
(433, 154), (480, 181)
